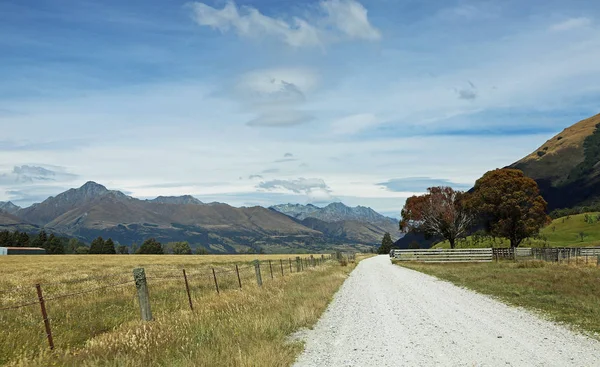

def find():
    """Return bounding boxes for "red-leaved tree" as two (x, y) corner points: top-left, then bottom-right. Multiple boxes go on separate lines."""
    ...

(400, 187), (474, 249)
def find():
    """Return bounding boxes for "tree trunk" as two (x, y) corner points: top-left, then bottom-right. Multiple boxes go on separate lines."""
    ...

(449, 238), (456, 249)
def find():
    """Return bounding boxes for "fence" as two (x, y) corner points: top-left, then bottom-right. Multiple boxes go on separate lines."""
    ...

(0, 254), (335, 354)
(391, 248), (493, 263)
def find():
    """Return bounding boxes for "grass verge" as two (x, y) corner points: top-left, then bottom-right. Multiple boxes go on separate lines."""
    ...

(1, 254), (365, 366)
(396, 260), (600, 337)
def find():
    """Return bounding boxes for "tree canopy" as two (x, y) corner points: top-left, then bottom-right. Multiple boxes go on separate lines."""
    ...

(465, 168), (549, 248)
(400, 186), (474, 249)
(137, 238), (164, 254)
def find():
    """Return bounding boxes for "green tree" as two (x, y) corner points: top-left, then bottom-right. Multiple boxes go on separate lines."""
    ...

(465, 168), (549, 248)
(89, 237), (105, 254)
(102, 238), (117, 254)
(171, 242), (192, 255)
(75, 246), (89, 254)
(378, 232), (394, 254)
(30, 230), (48, 248)
(44, 234), (64, 255)
(116, 245), (129, 254)
(137, 238), (164, 254)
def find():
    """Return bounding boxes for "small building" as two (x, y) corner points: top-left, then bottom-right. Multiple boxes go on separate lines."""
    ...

(0, 247), (46, 255)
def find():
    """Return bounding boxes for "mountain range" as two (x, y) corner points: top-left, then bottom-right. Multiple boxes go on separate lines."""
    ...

(0, 182), (399, 253)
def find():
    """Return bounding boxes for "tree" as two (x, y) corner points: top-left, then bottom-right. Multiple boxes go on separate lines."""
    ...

(408, 241), (420, 249)
(465, 168), (549, 248)
(44, 234), (64, 255)
(116, 245), (129, 254)
(400, 186), (474, 249)
(89, 237), (105, 254)
(378, 232), (394, 254)
(30, 230), (48, 248)
(102, 238), (117, 254)
(137, 238), (164, 254)
(75, 246), (90, 254)
(171, 242), (192, 255)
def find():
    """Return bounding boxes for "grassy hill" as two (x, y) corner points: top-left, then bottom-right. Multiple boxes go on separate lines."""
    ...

(511, 113), (600, 210)
(434, 212), (600, 248)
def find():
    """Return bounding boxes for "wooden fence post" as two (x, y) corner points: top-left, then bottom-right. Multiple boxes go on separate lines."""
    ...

(268, 260), (274, 279)
(35, 284), (54, 350)
(236, 264), (242, 289)
(289, 258), (293, 273)
(280, 259), (284, 277)
(296, 257), (301, 272)
(212, 268), (220, 294)
(133, 268), (153, 321)
(254, 260), (263, 287)
(182, 269), (193, 311)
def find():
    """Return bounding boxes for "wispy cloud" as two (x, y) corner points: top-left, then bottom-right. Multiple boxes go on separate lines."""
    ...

(0, 165), (78, 185)
(331, 113), (381, 135)
(550, 17), (592, 31)
(189, 0), (380, 48)
(257, 177), (333, 201)
(378, 177), (472, 192)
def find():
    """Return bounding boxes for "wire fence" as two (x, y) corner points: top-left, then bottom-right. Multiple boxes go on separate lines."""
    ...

(0, 254), (338, 358)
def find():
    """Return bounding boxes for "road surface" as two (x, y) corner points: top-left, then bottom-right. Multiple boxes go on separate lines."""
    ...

(293, 255), (600, 367)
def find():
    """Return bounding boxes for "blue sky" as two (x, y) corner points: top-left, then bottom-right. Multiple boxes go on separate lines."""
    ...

(1, 0), (600, 218)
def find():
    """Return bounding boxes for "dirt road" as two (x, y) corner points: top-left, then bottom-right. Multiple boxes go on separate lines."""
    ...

(293, 255), (600, 366)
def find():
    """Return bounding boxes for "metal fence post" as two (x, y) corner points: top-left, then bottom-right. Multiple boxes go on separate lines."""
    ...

(35, 284), (54, 350)
(254, 260), (263, 287)
(133, 268), (153, 321)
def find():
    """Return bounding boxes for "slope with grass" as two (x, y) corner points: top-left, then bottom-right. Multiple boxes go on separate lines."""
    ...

(397, 260), (600, 337)
(511, 112), (600, 210)
(434, 212), (600, 248)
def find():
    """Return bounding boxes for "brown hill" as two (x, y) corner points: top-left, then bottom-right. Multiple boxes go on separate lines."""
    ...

(10, 182), (384, 252)
(511, 113), (600, 210)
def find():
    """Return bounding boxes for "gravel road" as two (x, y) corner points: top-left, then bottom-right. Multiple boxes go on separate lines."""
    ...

(292, 255), (600, 367)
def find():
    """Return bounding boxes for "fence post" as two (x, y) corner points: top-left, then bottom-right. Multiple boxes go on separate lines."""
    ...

(254, 260), (263, 287)
(35, 284), (54, 350)
(268, 260), (274, 279)
(289, 258), (293, 273)
(212, 268), (220, 294)
(182, 269), (193, 311)
(280, 259), (284, 277)
(296, 257), (301, 272)
(236, 264), (242, 289)
(597, 255), (600, 267)
(133, 268), (153, 321)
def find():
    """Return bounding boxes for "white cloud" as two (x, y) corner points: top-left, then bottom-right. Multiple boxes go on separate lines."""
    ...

(551, 17), (592, 31)
(189, 0), (380, 47)
(330, 113), (381, 135)
(236, 68), (318, 127)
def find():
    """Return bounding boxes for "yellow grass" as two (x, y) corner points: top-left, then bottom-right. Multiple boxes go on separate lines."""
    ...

(0, 254), (364, 366)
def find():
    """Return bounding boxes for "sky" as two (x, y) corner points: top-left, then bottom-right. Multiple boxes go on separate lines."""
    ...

(1, 0), (600, 218)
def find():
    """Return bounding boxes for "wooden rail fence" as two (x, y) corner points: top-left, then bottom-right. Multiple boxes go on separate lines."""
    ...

(391, 248), (493, 263)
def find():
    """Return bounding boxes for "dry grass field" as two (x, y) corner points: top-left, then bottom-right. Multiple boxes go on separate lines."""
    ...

(0, 254), (365, 366)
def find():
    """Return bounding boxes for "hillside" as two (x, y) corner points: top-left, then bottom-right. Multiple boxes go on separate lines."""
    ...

(511, 113), (600, 210)
(0, 211), (39, 232)
(434, 212), (600, 248)
(3, 182), (390, 252)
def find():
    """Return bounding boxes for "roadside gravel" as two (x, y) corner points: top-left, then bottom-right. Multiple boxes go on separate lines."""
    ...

(292, 255), (600, 367)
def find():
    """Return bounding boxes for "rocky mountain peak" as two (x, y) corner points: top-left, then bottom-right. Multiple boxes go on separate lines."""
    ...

(150, 195), (203, 205)
(0, 201), (21, 215)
